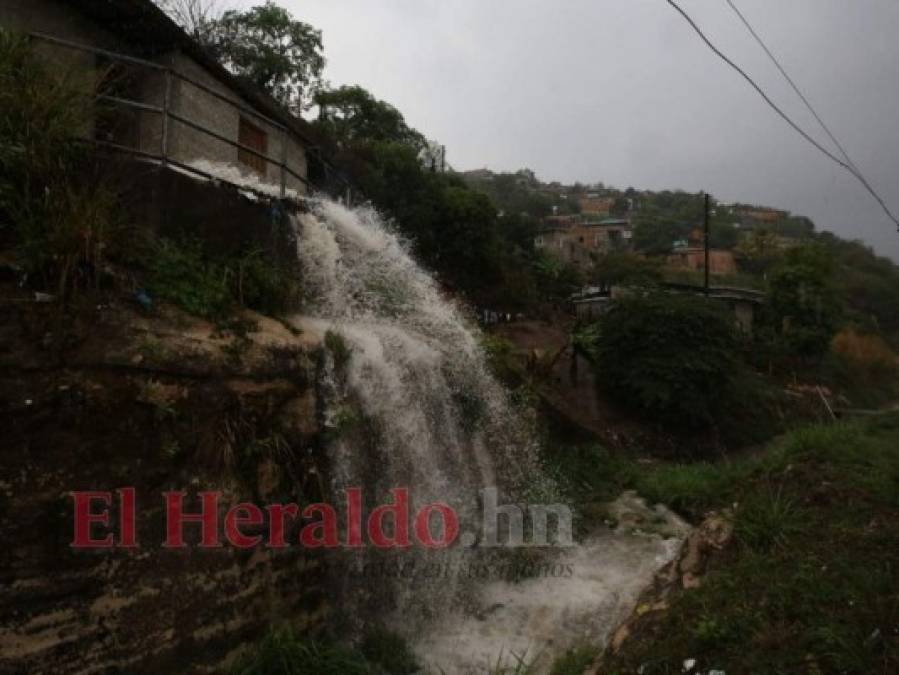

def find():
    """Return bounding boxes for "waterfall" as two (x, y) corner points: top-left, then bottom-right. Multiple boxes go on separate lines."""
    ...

(295, 197), (548, 499)
(293, 197), (552, 610)
(290, 198), (687, 673)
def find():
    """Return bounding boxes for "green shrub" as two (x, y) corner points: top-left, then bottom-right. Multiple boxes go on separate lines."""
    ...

(0, 29), (122, 295)
(148, 237), (232, 319)
(147, 237), (299, 319)
(593, 293), (739, 428)
(231, 627), (371, 675)
(233, 246), (300, 315)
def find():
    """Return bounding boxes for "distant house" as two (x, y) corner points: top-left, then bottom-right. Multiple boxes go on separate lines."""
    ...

(535, 217), (633, 267)
(462, 168), (495, 182)
(1, 0), (314, 197)
(578, 196), (615, 217)
(737, 207), (786, 227)
(667, 248), (737, 276)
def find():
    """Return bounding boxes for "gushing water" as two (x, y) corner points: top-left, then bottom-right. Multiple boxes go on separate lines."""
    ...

(290, 198), (688, 673)
(296, 198), (545, 504)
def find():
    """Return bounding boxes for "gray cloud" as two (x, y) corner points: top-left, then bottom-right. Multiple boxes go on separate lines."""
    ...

(255, 0), (899, 259)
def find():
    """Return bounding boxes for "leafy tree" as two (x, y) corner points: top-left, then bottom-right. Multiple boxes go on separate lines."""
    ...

(533, 252), (584, 302)
(313, 85), (425, 150)
(735, 228), (783, 275)
(765, 244), (841, 362)
(205, 2), (324, 111)
(632, 218), (687, 255)
(592, 294), (739, 428)
(589, 252), (661, 291)
(709, 221), (739, 249)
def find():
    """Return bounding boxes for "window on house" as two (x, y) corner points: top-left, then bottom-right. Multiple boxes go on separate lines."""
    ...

(238, 117), (268, 175)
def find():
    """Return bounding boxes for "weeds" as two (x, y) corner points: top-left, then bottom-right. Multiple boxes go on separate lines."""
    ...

(359, 627), (420, 674)
(232, 626), (421, 675)
(548, 645), (595, 675)
(233, 246), (300, 315)
(734, 484), (805, 552)
(0, 29), (123, 296)
(599, 414), (899, 674)
(148, 237), (231, 319)
(325, 330), (352, 369)
(230, 627), (371, 675)
(483, 648), (537, 674)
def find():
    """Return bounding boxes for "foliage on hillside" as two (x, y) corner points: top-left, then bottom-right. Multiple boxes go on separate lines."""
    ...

(568, 416), (899, 675)
(148, 237), (299, 319)
(195, 0), (324, 112)
(0, 30), (122, 296)
(591, 294), (740, 429)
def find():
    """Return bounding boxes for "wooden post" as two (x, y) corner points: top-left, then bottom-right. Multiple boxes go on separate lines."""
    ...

(704, 192), (710, 295)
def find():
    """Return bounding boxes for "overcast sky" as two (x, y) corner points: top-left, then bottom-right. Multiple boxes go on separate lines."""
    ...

(242, 0), (899, 260)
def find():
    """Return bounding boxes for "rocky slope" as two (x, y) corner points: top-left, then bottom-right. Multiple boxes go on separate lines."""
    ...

(0, 283), (329, 674)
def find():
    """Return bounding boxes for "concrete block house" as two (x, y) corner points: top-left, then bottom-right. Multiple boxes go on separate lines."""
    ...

(0, 0), (313, 197)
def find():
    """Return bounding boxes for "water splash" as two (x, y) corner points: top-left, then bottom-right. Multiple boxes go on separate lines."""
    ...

(295, 198), (545, 506)
(290, 198), (688, 672)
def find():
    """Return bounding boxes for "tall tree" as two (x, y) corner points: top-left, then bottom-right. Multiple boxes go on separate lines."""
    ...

(766, 244), (841, 362)
(205, 2), (325, 112)
(313, 85), (426, 151)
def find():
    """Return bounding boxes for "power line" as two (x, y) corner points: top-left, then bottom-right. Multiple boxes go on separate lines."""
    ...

(665, 0), (899, 230)
(724, 0), (860, 174)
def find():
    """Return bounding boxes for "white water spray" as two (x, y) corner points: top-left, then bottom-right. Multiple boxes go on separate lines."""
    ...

(290, 198), (688, 673)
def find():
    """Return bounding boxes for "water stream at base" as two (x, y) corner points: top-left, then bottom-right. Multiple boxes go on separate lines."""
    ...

(291, 198), (688, 672)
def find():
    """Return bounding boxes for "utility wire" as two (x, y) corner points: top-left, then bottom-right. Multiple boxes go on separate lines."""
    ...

(725, 0), (860, 174)
(665, 0), (899, 230)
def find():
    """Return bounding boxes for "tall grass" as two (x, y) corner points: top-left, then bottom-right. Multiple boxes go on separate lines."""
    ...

(0, 29), (122, 296)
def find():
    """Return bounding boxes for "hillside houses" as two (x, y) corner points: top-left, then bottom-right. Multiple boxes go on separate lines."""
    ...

(535, 217), (633, 266)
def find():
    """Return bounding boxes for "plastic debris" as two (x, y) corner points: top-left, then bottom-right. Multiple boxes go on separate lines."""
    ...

(135, 289), (153, 312)
(683, 659), (696, 672)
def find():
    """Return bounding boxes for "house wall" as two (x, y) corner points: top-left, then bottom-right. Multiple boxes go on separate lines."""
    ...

(667, 249), (737, 276)
(2, 0), (308, 195)
(0, 0), (132, 139)
(164, 52), (306, 195)
(0, 0), (126, 53)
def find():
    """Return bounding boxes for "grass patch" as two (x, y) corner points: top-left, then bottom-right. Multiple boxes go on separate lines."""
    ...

(598, 414), (899, 674)
(549, 645), (596, 675)
(231, 627), (371, 675)
(232, 626), (420, 675)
